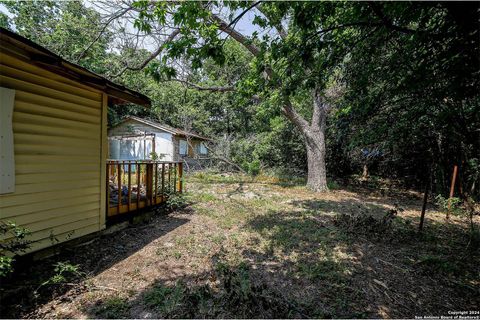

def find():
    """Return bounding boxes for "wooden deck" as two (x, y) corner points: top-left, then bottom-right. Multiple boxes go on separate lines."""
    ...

(107, 160), (183, 217)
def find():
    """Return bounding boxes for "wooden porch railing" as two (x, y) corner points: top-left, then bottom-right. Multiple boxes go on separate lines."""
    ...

(107, 160), (183, 217)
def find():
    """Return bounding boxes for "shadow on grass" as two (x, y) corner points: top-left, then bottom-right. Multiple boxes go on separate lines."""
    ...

(82, 255), (312, 319)
(0, 214), (190, 318)
(243, 198), (479, 317)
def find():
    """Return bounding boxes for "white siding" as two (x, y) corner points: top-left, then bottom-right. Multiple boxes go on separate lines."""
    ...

(155, 132), (173, 161)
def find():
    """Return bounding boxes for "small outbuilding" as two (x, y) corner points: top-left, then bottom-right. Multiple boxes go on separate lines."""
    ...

(108, 116), (211, 166)
(0, 27), (152, 253)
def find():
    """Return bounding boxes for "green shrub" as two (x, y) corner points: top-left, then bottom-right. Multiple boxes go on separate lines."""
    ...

(435, 195), (465, 216)
(327, 180), (340, 190)
(142, 261), (301, 318)
(243, 159), (261, 176)
(0, 221), (31, 277)
(39, 261), (83, 288)
(165, 192), (189, 211)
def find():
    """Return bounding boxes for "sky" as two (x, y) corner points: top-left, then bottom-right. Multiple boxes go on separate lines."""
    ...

(0, 4), (13, 22)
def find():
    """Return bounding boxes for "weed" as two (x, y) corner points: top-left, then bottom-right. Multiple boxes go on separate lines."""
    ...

(92, 296), (130, 319)
(334, 206), (401, 239)
(36, 261), (83, 293)
(144, 282), (187, 316)
(142, 261), (304, 318)
(165, 192), (189, 212)
(211, 234), (226, 245)
(327, 180), (341, 190)
(415, 254), (462, 276)
(0, 221), (31, 277)
(435, 195), (465, 217)
(298, 259), (346, 282)
(193, 192), (217, 202)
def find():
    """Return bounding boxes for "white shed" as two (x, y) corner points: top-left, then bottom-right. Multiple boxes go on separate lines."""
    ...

(108, 116), (210, 162)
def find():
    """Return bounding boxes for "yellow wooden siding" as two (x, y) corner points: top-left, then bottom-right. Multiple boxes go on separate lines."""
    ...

(0, 50), (106, 253)
(99, 94), (108, 229)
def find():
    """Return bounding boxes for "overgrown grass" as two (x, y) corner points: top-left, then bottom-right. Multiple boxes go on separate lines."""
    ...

(141, 261), (304, 318)
(90, 296), (130, 319)
(187, 170), (306, 187)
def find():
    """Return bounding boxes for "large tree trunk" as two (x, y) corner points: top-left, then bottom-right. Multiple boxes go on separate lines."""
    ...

(305, 89), (328, 191)
(282, 87), (329, 192)
(306, 131), (328, 191)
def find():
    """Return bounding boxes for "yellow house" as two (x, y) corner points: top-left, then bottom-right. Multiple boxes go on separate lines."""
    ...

(0, 27), (151, 253)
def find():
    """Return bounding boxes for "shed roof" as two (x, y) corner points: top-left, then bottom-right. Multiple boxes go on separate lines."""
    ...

(116, 116), (212, 141)
(0, 27), (150, 106)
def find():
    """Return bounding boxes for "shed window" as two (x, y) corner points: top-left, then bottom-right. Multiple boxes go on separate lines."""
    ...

(108, 136), (153, 160)
(199, 142), (208, 155)
(0, 87), (15, 194)
(179, 139), (188, 155)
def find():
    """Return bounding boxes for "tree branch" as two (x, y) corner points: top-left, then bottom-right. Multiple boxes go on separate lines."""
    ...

(368, 2), (427, 34)
(256, 4), (287, 39)
(170, 78), (235, 92)
(226, 1), (263, 31)
(76, 6), (132, 62)
(211, 13), (311, 134)
(282, 100), (310, 131)
(110, 29), (181, 78)
(211, 14), (261, 56)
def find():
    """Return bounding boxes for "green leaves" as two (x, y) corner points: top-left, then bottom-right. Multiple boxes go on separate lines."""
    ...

(147, 61), (177, 82)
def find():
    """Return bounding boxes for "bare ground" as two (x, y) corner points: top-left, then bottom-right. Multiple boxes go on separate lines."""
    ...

(1, 173), (479, 318)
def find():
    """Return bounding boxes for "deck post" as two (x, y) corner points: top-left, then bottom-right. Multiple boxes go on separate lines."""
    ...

(136, 163), (140, 211)
(178, 162), (183, 192)
(106, 162), (110, 216)
(146, 163), (154, 206)
(127, 163), (132, 212)
(173, 163), (177, 192)
(117, 163), (121, 215)
(161, 163), (165, 199)
(154, 163), (158, 204)
(168, 164), (171, 193)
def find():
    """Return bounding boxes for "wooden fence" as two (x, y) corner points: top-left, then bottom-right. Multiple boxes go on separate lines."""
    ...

(106, 160), (183, 217)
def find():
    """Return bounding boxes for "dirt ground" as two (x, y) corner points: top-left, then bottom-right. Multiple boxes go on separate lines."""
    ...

(1, 173), (479, 318)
